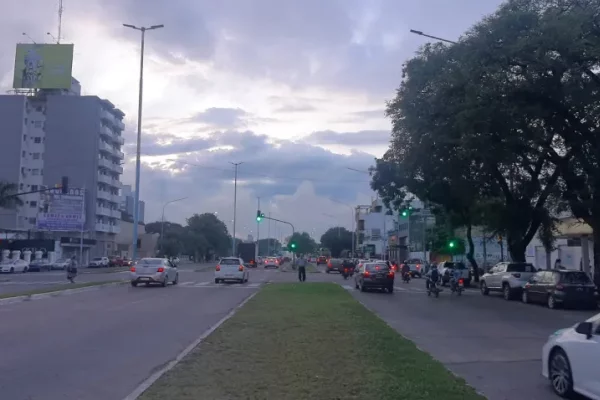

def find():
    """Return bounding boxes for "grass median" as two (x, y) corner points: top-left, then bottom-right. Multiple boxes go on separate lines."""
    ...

(139, 282), (483, 400)
(0, 280), (124, 299)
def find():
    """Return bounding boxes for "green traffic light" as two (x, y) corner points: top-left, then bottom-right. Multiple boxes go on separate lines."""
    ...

(449, 241), (456, 248)
(291, 243), (296, 248)
(401, 210), (408, 217)
(256, 217), (262, 222)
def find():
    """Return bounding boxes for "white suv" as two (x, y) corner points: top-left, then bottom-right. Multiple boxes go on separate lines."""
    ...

(480, 262), (537, 300)
(89, 257), (109, 268)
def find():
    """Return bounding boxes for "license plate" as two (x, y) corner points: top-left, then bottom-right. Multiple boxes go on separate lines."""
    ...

(377, 274), (384, 279)
(139, 277), (150, 281)
(226, 274), (233, 277)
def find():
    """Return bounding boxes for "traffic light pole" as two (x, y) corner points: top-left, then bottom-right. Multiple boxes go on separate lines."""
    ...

(261, 215), (295, 263)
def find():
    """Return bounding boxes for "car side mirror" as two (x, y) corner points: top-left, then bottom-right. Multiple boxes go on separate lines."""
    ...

(575, 322), (593, 339)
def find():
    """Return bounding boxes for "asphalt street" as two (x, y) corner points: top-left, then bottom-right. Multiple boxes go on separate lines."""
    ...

(339, 272), (597, 400)
(0, 262), (213, 295)
(0, 267), (287, 400)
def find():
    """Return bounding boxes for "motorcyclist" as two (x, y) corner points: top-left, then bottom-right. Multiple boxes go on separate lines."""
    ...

(401, 262), (410, 279)
(426, 266), (440, 290)
(449, 267), (462, 290)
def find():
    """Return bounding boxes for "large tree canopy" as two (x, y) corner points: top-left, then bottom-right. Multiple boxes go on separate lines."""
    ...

(287, 232), (317, 255)
(320, 227), (353, 258)
(0, 182), (23, 210)
(371, 0), (600, 265)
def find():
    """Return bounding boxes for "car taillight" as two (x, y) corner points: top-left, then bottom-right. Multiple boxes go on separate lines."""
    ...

(364, 271), (370, 277)
(458, 278), (464, 284)
(512, 273), (521, 278)
(388, 271), (394, 278)
(157, 267), (165, 272)
(239, 265), (244, 271)
(130, 266), (136, 272)
(416, 264), (421, 270)
(555, 284), (564, 291)
(216, 265), (221, 271)
(328, 262), (332, 267)
(250, 260), (255, 264)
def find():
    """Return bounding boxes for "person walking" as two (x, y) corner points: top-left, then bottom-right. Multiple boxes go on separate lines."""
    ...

(66, 255), (78, 283)
(297, 254), (307, 282)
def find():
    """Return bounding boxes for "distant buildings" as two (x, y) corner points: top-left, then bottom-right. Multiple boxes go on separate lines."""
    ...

(120, 185), (145, 223)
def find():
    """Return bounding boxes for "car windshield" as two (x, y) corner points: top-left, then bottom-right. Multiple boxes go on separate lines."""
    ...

(446, 262), (466, 270)
(220, 259), (240, 265)
(507, 263), (535, 272)
(559, 271), (592, 284)
(365, 263), (390, 272)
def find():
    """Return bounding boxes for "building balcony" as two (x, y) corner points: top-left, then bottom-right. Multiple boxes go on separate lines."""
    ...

(95, 223), (110, 232)
(97, 190), (112, 201)
(101, 109), (119, 127)
(98, 173), (112, 185)
(110, 225), (121, 234)
(113, 164), (123, 174)
(115, 120), (125, 131)
(98, 157), (112, 170)
(114, 149), (125, 159)
(110, 209), (121, 218)
(99, 140), (113, 154)
(100, 124), (113, 140)
(96, 206), (112, 217)
(115, 135), (125, 145)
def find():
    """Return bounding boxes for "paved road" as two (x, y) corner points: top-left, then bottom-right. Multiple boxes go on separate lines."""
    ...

(340, 275), (596, 400)
(0, 267), (286, 400)
(0, 262), (213, 295)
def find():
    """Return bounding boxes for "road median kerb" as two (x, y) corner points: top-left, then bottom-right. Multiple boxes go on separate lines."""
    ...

(0, 281), (128, 306)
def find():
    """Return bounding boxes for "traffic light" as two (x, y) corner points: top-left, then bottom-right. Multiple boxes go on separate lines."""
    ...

(400, 206), (413, 218)
(448, 240), (456, 249)
(256, 210), (265, 222)
(288, 242), (297, 252)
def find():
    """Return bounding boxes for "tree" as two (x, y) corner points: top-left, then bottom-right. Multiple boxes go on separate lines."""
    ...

(0, 182), (23, 209)
(320, 227), (353, 258)
(187, 213), (230, 260)
(146, 221), (187, 258)
(287, 232), (317, 254)
(257, 238), (281, 256)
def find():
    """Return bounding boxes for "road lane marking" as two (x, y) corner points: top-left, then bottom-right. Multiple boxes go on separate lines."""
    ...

(122, 291), (259, 400)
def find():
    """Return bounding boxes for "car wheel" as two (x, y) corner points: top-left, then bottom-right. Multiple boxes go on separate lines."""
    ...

(214, 278), (219, 284)
(522, 290), (530, 304)
(359, 283), (366, 292)
(23, 267), (28, 273)
(355, 281), (359, 289)
(131, 281), (138, 287)
(172, 274), (179, 285)
(387, 286), (394, 293)
(503, 284), (513, 301)
(480, 281), (489, 295)
(549, 348), (574, 398)
(161, 277), (168, 287)
(9, 267), (14, 273)
(547, 295), (557, 309)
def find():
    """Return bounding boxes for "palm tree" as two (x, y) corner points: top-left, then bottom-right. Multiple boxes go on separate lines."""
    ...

(0, 182), (24, 209)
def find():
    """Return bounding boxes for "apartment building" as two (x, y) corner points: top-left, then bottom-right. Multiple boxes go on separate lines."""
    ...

(0, 88), (125, 258)
(355, 198), (396, 259)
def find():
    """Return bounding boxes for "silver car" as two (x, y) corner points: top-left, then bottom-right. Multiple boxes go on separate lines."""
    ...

(130, 258), (178, 287)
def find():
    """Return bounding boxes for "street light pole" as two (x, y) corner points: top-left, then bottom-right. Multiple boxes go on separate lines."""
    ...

(160, 197), (187, 255)
(230, 162), (243, 256)
(409, 29), (457, 44)
(123, 23), (164, 261)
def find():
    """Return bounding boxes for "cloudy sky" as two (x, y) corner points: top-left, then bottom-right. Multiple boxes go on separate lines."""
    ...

(0, 0), (502, 241)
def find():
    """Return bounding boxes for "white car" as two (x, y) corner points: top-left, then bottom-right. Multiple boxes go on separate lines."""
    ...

(89, 257), (109, 268)
(130, 258), (179, 287)
(264, 257), (279, 269)
(215, 257), (249, 283)
(52, 258), (70, 270)
(542, 312), (600, 399)
(0, 259), (29, 273)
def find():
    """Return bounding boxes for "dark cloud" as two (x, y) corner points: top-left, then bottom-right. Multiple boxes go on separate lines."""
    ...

(305, 130), (390, 147)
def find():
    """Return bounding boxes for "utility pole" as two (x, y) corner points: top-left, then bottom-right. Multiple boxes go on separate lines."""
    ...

(256, 197), (260, 261)
(267, 211), (271, 256)
(230, 162), (243, 256)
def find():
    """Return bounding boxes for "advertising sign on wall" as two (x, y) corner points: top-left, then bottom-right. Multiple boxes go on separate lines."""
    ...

(13, 43), (74, 89)
(37, 188), (85, 232)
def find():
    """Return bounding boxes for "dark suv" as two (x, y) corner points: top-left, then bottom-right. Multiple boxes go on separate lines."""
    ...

(354, 261), (395, 293)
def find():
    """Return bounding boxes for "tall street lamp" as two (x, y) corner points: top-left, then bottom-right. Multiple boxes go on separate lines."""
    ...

(160, 197), (187, 255)
(230, 162), (243, 256)
(409, 29), (457, 44)
(123, 23), (164, 261)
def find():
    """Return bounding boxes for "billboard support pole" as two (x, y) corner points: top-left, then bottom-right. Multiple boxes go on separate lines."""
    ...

(79, 185), (85, 265)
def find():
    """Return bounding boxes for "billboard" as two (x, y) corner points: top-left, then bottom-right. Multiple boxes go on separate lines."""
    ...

(37, 188), (85, 232)
(13, 43), (74, 89)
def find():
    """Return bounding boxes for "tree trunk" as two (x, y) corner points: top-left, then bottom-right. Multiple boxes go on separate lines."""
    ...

(507, 233), (527, 262)
(465, 224), (479, 282)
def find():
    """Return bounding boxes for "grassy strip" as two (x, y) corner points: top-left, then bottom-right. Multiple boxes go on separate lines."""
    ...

(0, 280), (124, 299)
(139, 282), (483, 400)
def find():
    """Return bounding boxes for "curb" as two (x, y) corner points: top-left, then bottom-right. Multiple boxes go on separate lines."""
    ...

(0, 281), (127, 306)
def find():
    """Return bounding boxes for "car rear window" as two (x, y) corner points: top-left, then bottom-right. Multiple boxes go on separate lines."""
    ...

(559, 271), (592, 284)
(406, 259), (423, 264)
(139, 259), (164, 266)
(329, 259), (343, 264)
(507, 263), (535, 273)
(220, 259), (240, 265)
(446, 262), (466, 269)
(365, 263), (390, 272)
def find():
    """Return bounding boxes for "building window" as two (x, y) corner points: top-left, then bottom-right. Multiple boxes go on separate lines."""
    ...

(22, 151), (26, 157)
(29, 217), (36, 224)
(34, 137), (41, 144)
(34, 121), (42, 128)
(31, 185), (38, 191)
(30, 201), (37, 207)
(32, 169), (39, 175)
(32, 153), (40, 159)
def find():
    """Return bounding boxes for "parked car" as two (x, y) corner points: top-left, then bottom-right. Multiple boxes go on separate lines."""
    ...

(542, 311), (600, 398)
(215, 257), (249, 283)
(522, 270), (598, 309)
(130, 258), (179, 287)
(28, 260), (53, 272)
(480, 262), (537, 300)
(89, 257), (109, 268)
(52, 258), (70, 270)
(0, 259), (29, 273)
(354, 261), (395, 293)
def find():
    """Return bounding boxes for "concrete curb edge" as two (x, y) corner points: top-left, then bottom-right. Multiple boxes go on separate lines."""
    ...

(0, 281), (128, 306)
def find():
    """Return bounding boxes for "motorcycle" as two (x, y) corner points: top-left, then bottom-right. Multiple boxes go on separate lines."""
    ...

(427, 280), (441, 298)
(341, 267), (351, 280)
(402, 272), (411, 283)
(450, 278), (464, 296)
